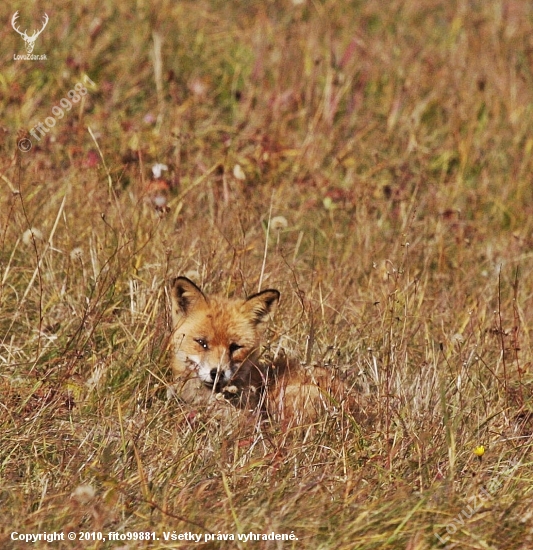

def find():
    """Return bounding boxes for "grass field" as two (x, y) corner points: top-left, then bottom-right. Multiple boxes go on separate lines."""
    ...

(1, 0), (533, 548)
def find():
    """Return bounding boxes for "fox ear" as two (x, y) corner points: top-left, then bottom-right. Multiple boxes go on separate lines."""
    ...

(170, 277), (207, 326)
(244, 289), (280, 325)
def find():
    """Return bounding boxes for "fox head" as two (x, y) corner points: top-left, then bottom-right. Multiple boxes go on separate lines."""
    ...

(170, 277), (279, 391)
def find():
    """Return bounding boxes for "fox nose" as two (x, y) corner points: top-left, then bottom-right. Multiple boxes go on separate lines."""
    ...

(210, 369), (218, 381)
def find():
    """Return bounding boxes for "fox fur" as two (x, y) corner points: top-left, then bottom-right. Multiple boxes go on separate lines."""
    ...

(169, 276), (348, 422)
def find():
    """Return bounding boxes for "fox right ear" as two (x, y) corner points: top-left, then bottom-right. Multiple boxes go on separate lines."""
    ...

(170, 277), (207, 325)
(244, 288), (280, 325)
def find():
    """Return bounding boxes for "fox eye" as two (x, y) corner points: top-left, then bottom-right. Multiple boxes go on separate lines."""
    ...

(195, 338), (209, 350)
(229, 343), (243, 355)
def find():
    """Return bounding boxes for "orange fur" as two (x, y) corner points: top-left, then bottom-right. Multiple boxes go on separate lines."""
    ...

(169, 277), (349, 422)
(262, 354), (348, 423)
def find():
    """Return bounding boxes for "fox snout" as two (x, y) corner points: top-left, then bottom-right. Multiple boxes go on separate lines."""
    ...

(206, 366), (232, 387)
(196, 355), (234, 389)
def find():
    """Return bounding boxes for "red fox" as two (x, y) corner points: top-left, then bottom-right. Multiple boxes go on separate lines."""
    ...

(169, 277), (348, 422)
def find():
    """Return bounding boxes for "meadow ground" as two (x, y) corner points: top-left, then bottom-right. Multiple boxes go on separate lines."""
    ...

(1, 1), (533, 548)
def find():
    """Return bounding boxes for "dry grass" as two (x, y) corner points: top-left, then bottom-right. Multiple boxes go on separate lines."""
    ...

(2, 0), (533, 548)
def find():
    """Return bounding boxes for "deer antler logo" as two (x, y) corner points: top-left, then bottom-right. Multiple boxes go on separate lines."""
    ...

(12, 11), (49, 54)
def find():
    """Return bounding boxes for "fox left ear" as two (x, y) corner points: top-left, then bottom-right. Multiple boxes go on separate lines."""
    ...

(244, 289), (280, 325)
(170, 277), (207, 327)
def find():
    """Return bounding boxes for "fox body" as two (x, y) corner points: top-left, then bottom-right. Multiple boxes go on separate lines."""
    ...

(170, 277), (347, 421)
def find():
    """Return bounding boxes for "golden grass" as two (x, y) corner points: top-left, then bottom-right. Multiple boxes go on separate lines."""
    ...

(2, 0), (533, 548)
